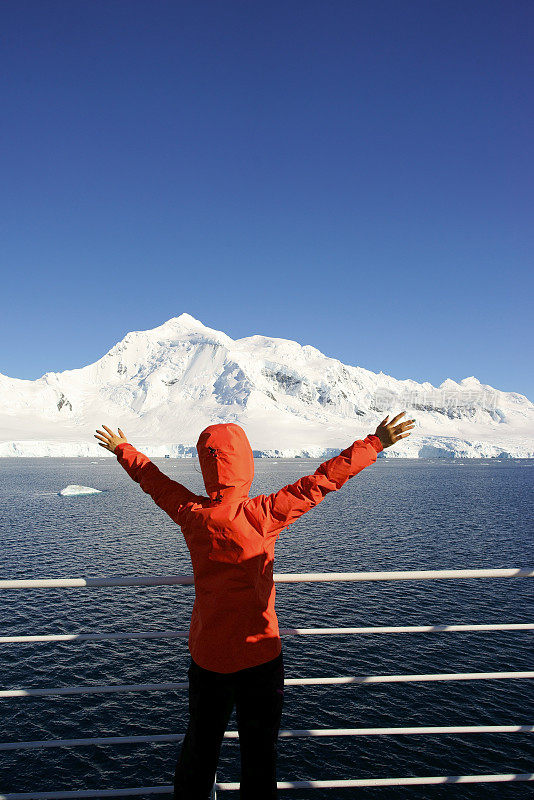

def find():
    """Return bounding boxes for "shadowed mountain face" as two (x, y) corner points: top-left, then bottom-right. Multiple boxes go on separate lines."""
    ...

(1, 313), (533, 457)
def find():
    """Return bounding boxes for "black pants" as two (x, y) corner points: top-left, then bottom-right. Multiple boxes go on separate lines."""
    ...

(173, 649), (284, 800)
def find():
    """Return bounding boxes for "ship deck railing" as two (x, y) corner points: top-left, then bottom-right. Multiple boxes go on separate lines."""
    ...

(1, 567), (533, 798)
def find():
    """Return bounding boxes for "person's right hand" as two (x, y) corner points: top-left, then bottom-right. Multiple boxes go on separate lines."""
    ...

(94, 425), (128, 453)
(374, 411), (415, 449)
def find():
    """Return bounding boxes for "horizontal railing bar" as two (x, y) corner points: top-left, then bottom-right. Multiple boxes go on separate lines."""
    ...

(1, 724), (533, 750)
(2, 671), (532, 698)
(226, 774), (534, 789)
(1, 773), (533, 797)
(1, 567), (532, 589)
(1, 622), (532, 644)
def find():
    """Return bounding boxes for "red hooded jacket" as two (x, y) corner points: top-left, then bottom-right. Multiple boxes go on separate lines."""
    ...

(115, 424), (383, 673)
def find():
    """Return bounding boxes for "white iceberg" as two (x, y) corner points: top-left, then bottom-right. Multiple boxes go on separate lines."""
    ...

(59, 484), (102, 496)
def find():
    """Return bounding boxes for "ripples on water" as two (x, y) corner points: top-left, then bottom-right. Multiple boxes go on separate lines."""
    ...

(0, 456), (533, 798)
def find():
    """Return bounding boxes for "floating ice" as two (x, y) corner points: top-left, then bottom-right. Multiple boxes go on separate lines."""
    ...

(59, 485), (102, 496)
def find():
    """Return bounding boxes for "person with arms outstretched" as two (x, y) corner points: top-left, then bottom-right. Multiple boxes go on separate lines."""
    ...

(94, 411), (414, 800)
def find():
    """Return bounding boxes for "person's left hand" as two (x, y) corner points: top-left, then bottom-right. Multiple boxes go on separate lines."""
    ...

(94, 425), (128, 453)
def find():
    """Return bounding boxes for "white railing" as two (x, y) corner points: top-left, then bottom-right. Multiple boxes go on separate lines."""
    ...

(1, 567), (533, 798)
(1, 567), (532, 589)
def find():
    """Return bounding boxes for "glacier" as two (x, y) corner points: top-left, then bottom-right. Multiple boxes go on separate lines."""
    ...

(0, 312), (532, 459)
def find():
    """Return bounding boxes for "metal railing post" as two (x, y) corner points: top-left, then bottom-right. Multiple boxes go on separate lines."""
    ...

(211, 772), (217, 800)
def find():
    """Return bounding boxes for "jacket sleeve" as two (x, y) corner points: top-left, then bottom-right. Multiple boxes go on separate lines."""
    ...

(114, 442), (200, 525)
(244, 434), (383, 540)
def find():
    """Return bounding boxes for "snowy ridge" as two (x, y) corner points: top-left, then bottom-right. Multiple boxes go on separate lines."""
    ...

(1, 313), (532, 458)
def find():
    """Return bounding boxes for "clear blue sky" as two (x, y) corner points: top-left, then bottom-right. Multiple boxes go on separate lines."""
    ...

(2, 1), (533, 399)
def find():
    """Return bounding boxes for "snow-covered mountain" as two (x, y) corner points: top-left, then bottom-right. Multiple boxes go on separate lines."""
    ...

(1, 313), (533, 458)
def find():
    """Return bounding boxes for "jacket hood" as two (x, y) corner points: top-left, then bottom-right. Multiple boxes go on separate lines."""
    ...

(196, 423), (254, 504)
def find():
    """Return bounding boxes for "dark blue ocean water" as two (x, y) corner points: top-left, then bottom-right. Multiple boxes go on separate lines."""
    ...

(0, 456), (533, 799)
